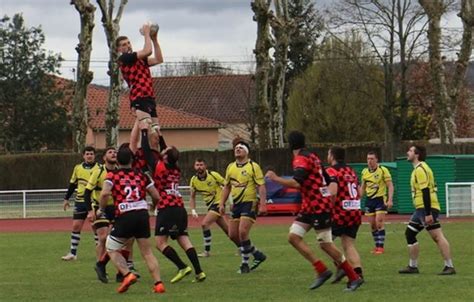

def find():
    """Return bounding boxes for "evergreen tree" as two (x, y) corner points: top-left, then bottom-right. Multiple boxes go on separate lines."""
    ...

(0, 14), (68, 152)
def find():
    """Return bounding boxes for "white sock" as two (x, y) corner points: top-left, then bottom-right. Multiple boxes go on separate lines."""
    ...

(444, 259), (454, 268)
(409, 259), (418, 267)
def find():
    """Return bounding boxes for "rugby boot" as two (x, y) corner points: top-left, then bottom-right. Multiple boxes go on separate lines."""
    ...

(153, 282), (166, 293)
(94, 262), (108, 283)
(61, 253), (77, 261)
(170, 266), (192, 283)
(438, 266), (456, 275)
(192, 272), (207, 282)
(117, 273), (137, 293)
(309, 270), (333, 290)
(398, 266), (419, 274)
(344, 277), (364, 292)
(250, 252), (267, 271)
(237, 263), (250, 274)
(331, 269), (346, 284)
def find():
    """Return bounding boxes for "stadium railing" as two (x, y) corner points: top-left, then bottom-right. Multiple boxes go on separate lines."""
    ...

(0, 186), (210, 219)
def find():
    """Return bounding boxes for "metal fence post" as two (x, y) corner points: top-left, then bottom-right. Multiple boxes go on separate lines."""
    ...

(22, 191), (27, 218)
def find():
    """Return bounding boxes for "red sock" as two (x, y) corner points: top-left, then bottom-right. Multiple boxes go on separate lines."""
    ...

(313, 260), (328, 275)
(339, 260), (359, 282)
(120, 249), (130, 261)
(99, 252), (110, 264)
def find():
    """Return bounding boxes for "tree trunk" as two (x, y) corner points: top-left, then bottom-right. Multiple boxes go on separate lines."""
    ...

(270, 0), (292, 148)
(252, 0), (272, 149)
(448, 0), (474, 138)
(71, 0), (95, 152)
(97, 0), (128, 148)
(420, 0), (451, 144)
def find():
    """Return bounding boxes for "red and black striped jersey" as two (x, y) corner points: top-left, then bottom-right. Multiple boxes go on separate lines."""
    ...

(118, 52), (154, 101)
(326, 164), (362, 226)
(152, 161), (184, 209)
(293, 150), (332, 214)
(105, 168), (153, 217)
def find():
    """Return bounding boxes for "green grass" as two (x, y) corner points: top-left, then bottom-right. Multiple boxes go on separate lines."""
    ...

(1, 222), (473, 302)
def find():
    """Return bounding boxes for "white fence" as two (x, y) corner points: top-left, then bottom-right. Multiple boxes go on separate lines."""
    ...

(445, 182), (474, 217)
(0, 186), (209, 219)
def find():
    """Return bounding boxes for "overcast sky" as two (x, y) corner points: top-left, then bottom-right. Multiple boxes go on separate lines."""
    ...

(1, 0), (259, 85)
(1, 0), (463, 86)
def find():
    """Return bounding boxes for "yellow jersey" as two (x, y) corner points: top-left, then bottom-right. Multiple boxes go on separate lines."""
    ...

(190, 170), (225, 207)
(69, 162), (101, 202)
(85, 165), (115, 206)
(410, 161), (440, 211)
(361, 165), (392, 200)
(224, 160), (265, 204)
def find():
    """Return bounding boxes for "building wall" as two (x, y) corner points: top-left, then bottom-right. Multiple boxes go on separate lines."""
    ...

(218, 123), (252, 150)
(86, 128), (219, 150)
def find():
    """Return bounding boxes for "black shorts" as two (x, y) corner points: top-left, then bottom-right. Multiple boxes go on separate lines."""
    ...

(110, 210), (150, 239)
(92, 205), (115, 229)
(207, 204), (221, 216)
(231, 202), (257, 221)
(295, 211), (332, 230)
(332, 223), (360, 239)
(73, 202), (88, 220)
(155, 206), (188, 239)
(365, 196), (387, 215)
(131, 97), (158, 118)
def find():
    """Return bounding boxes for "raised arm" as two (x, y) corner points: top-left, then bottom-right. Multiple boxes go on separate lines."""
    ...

(148, 31), (163, 66)
(136, 23), (152, 60)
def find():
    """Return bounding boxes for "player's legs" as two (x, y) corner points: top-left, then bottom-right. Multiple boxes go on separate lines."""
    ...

(135, 238), (163, 284)
(427, 218), (455, 275)
(399, 211), (424, 274)
(177, 235), (205, 278)
(341, 235), (362, 277)
(374, 211), (386, 252)
(287, 221), (314, 262)
(215, 215), (239, 247)
(199, 211), (220, 255)
(63, 200), (89, 260)
(95, 225), (109, 260)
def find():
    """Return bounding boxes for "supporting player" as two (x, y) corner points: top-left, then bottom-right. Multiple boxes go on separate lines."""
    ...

(398, 145), (455, 275)
(100, 144), (165, 294)
(265, 131), (363, 292)
(189, 158), (240, 257)
(140, 127), (206, 283)
(62, 146), (100, 261)
(359, 151), (394, 254)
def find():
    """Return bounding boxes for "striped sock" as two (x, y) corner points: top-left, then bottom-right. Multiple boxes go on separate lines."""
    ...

(203, 229), (212, 252)
(94, 234), (99, 246)
(240, 240), (252, 265)
(70, 232), (81, 255)
(372, 230), (378, 247)
(378, 229), (386, 248)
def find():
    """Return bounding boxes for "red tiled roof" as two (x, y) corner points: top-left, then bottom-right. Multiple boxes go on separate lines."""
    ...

(152, 75), (255, 124)
(87, 84), (222, 130)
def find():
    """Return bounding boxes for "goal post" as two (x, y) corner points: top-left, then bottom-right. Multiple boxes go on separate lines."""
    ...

(445, 182), (474, 217)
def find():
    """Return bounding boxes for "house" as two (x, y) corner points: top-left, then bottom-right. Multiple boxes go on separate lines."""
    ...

(86, 84), (223, 150)
(152, 74), (256, 149)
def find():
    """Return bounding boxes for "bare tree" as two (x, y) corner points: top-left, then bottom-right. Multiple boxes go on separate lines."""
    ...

(329, 0), (428, 160)
(420, 0), (474, 144)
(96, 0), (127, 147)
(269, 0), (294, 148)
(71, 0), (95, 152)
(252, 0), (272, 149)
